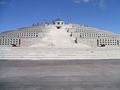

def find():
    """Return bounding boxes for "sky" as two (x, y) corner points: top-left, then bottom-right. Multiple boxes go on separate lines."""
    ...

(0, 0), (120, 33)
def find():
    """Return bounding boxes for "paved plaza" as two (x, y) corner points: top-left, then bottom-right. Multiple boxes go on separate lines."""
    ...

(0, 59), (120, 90)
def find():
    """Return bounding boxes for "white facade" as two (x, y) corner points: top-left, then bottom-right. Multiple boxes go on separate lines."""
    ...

(0, 19), (120, 48)
(53, 19), (64, 29)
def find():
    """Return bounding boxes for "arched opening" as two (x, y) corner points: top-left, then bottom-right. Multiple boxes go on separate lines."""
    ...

(56, 26), (61, 29)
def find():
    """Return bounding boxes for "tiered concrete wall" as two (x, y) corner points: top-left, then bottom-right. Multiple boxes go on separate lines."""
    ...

(0, 22), (120, 48)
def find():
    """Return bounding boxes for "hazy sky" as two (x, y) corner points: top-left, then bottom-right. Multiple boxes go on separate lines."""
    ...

(0, 0), (120, 33)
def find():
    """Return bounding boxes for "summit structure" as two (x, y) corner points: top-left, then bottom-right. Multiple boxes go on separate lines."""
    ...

(0, 19), (120, 48)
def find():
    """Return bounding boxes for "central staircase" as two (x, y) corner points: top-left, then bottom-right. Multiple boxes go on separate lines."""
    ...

(31, 26), (89, 48)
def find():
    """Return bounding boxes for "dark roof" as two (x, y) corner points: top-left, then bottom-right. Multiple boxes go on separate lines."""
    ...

(54, 19), (63, 22)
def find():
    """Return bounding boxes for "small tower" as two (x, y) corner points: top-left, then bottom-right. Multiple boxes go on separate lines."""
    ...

(53, 19), (64, 29)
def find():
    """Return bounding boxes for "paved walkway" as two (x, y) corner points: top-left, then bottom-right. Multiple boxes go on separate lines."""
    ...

(0, 59), (120, 90)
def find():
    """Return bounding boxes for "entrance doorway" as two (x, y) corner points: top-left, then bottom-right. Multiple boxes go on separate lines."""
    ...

(56, 26), (61, 29)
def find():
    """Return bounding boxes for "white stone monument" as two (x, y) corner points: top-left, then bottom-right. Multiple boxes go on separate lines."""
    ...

(0, 19), (120, 60)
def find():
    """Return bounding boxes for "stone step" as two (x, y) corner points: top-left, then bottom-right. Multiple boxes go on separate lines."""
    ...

(0, 47), (120, 60)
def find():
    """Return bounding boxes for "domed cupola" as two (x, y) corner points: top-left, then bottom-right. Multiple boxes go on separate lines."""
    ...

(53, 19), (64, 29)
